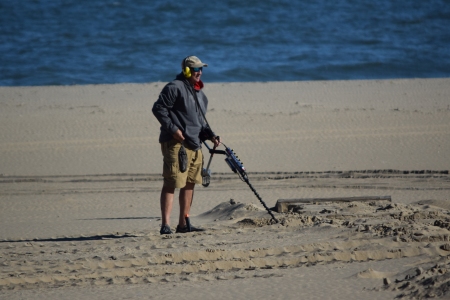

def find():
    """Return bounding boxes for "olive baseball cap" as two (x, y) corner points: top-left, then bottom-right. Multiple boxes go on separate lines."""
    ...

(183, 56), (208, 68)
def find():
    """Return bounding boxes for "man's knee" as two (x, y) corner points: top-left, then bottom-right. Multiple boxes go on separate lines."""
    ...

(161, 186), (175, 194)
(181, 182), (195, 191)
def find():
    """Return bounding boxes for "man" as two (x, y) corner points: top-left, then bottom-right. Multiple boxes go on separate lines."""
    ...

(152, 56), (220, 235)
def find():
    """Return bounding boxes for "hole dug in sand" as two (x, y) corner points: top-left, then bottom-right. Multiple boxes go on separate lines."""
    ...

(237, 218), (274, 227)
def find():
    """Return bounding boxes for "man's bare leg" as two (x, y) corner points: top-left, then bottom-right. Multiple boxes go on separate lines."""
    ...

(160, 186), (175, 226)
(178, 182), (195, 227)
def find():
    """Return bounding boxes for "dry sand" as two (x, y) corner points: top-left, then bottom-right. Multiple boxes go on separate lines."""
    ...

(0, 78), (449, 299)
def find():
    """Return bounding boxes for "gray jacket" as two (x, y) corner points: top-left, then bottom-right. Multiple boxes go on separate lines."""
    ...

(152, 73), (214, 150)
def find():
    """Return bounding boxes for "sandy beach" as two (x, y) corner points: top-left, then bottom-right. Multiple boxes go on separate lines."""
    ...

(1, 78), (449, 299)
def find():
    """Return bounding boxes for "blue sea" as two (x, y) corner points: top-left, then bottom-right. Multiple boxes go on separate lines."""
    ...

(1, 0), (449, 86)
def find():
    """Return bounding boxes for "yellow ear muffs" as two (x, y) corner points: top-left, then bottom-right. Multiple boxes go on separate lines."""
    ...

(182, 56), (192, 78)
(183, 66), (191, 78)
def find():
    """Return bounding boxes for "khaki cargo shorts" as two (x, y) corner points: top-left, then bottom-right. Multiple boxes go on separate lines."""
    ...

(160, 140), (203, 189)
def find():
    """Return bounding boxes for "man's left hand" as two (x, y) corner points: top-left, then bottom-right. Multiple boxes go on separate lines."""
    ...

(211, 136), (221, 147)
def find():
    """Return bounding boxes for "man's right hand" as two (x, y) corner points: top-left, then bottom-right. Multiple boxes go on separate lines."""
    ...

(173, 129), (185, 143)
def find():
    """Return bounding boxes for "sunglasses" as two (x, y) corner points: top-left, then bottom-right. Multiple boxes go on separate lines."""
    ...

(190, 67), (203, 72)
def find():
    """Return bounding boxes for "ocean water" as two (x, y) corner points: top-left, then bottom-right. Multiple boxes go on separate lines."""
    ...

(1, 0), (449, 86)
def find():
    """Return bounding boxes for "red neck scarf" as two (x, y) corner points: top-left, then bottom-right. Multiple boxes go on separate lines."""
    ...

(193, 80), (204, 91)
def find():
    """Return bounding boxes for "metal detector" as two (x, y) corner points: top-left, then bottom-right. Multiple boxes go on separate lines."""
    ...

(202, 140), (278, 223)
